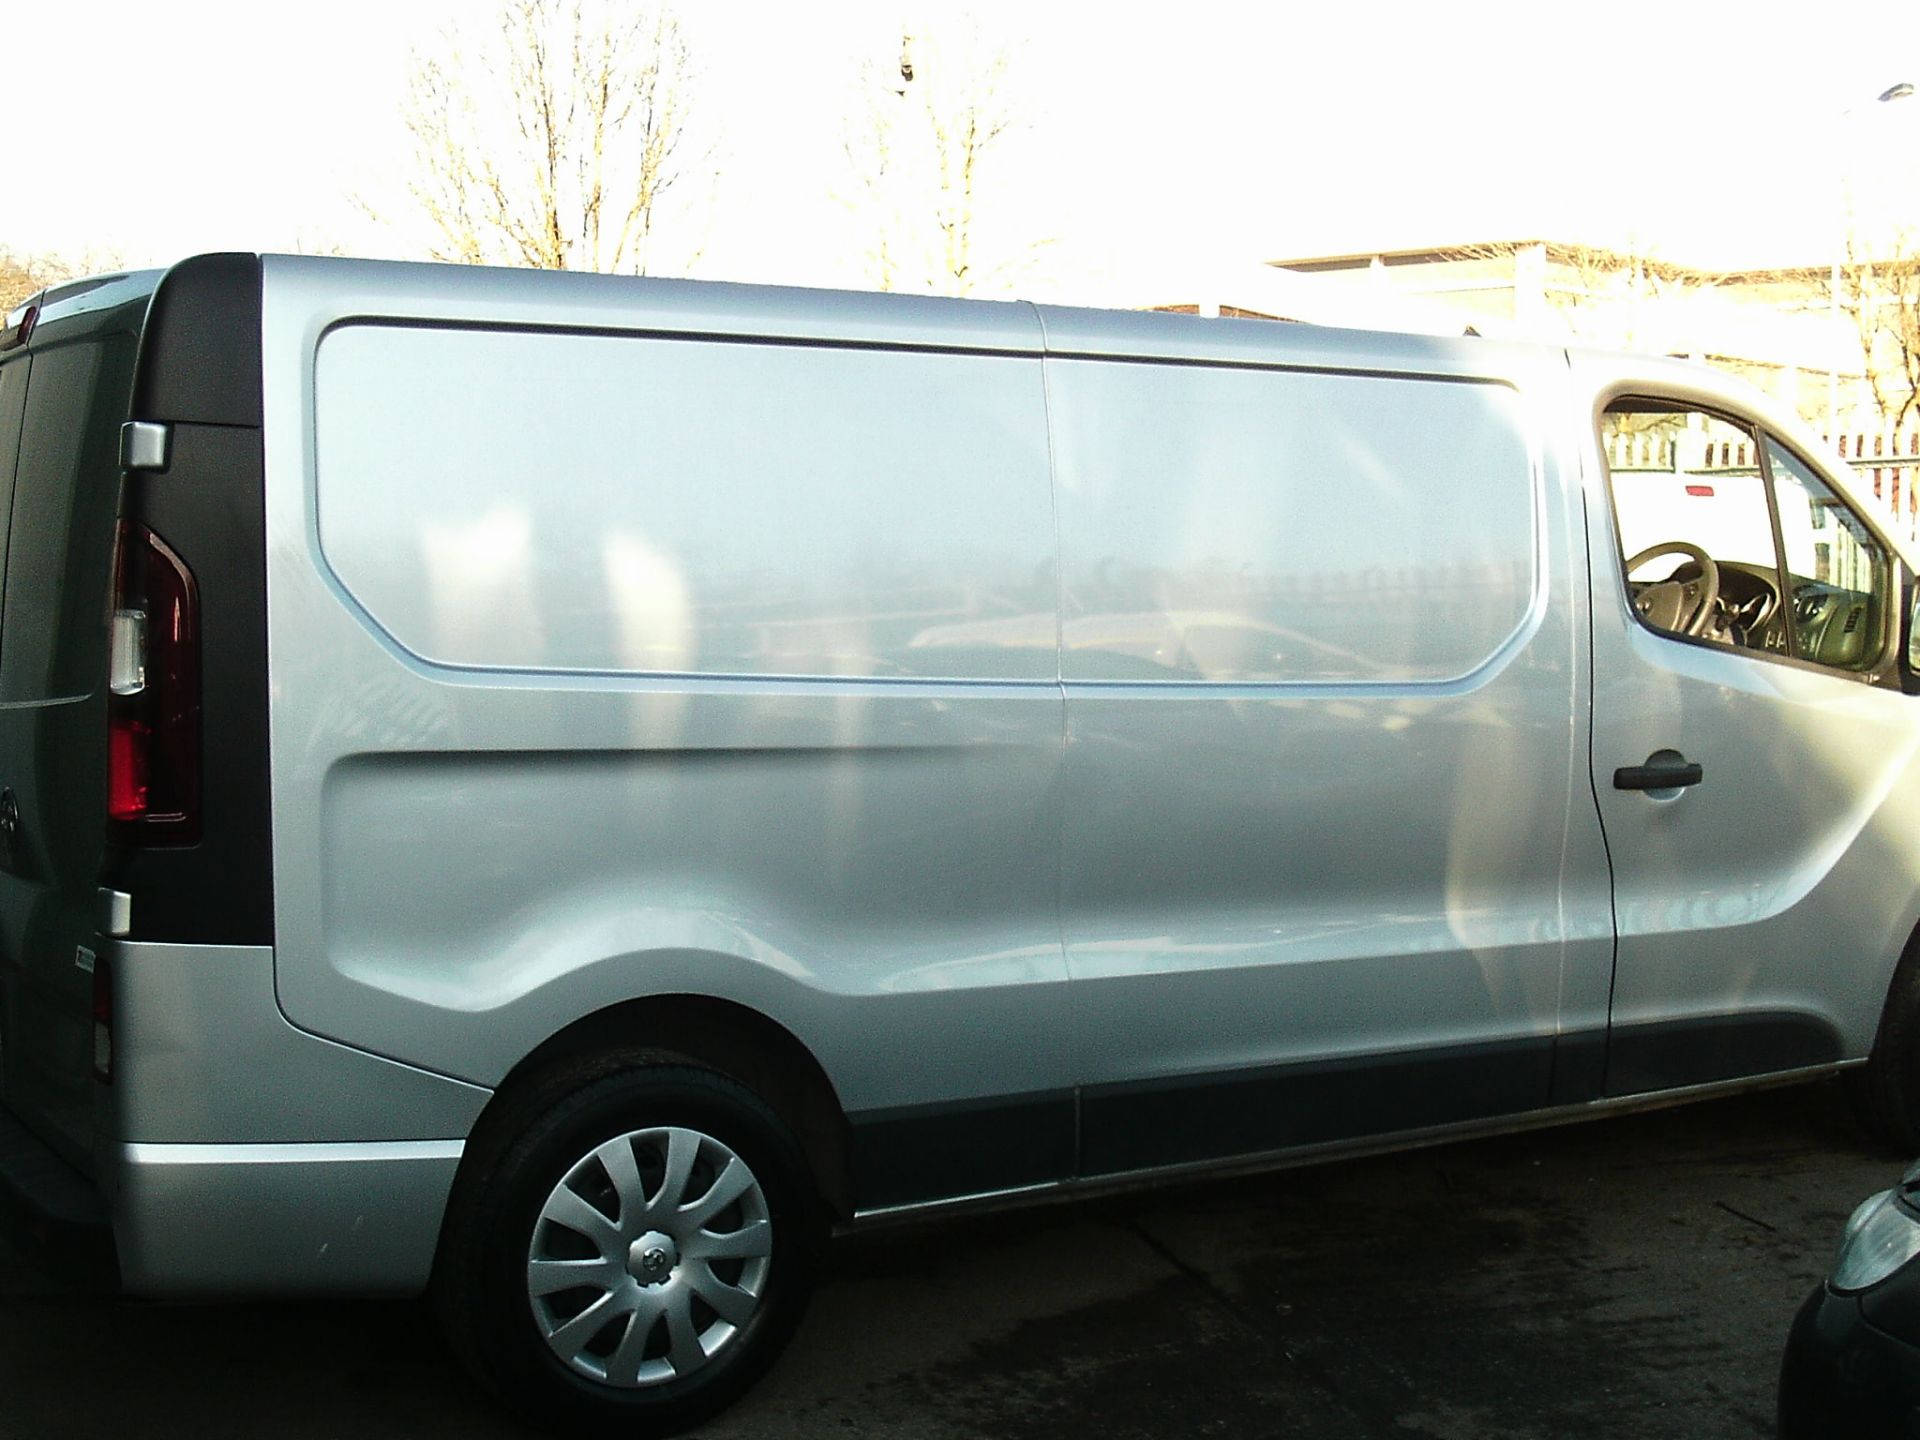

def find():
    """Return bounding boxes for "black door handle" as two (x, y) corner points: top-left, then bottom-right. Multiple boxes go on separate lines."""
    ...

(1614, 757), (1703, 791)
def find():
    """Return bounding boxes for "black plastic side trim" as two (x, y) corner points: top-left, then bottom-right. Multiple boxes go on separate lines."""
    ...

(106, 424), (273, 944)
(1080, 1038), (1555, 1176)
(106, 253), (271, 943)
(848, 1090), (1075, 1210)
(849, 1017), (1846, 1211)
(131, 254), (261, 428)
(1550, 1029), (1608, 1105)
(1604, 1011), (1843, 1096)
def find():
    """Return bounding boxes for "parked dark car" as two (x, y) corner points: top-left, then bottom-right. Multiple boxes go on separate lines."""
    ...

(1780, 1161), (1920, 1437)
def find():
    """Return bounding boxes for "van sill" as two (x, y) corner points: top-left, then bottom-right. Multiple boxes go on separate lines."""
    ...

(845, 1062), (1855, 1229)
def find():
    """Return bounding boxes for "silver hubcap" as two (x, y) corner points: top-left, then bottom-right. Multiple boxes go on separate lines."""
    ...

(527, 1126), (773, 1388)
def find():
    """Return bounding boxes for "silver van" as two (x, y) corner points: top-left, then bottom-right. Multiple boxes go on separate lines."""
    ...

(4, 252), (1919, 1434)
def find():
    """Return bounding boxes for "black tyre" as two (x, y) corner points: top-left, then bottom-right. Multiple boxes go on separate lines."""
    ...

(437, 1060), (822, 1438)
(1852, 940), (1920, 1152)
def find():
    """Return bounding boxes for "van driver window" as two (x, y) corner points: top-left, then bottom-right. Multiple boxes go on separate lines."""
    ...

(1600, 401), (1889, 673)
(1764, 436), (1888, 671)
(1603, 403), (1784, 655)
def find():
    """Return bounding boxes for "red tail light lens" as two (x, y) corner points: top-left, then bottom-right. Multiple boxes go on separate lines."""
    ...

(107, 522), (200, 843)
(107, 716), (151, 820)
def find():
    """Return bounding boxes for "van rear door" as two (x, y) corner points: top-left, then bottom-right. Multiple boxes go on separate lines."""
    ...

(0, 276), (152, 1172)
(0, 342), (27, 1123)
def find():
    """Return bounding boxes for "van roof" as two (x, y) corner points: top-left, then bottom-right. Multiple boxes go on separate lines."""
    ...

(7, 269), (165, 356)
(31, 270), (164, 336)
(259, 252), (1550, 384)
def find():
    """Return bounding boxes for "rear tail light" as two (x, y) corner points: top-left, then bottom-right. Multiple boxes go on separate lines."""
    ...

(107, 521), (200, 843)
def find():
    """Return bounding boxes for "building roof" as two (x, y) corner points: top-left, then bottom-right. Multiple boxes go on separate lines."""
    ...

(1134, 259), (1488, 337)
(1265, 239), (1832, 284)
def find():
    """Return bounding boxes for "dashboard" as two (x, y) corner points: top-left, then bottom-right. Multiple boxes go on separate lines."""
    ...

(1632, 557), (1879, 671)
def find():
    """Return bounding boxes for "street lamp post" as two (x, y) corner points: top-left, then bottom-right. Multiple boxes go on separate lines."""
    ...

(1829, 82), (1916, 439)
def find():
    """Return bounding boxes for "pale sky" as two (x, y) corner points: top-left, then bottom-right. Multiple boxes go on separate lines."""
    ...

(8, 0), (1920, 304)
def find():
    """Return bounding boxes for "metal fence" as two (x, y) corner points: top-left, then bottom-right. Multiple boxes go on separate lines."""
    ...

(1602, 428), (1920, 548)
(1831, 430), (1920, 547)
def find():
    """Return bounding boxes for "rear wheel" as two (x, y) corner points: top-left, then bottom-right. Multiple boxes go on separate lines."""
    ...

(437, 1061), (821, 1437)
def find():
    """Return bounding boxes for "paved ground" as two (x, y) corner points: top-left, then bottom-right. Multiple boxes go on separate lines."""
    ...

(0, 1082), (1897, 1439)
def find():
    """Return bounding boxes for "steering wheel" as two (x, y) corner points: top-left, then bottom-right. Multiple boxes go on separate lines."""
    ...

(1625, 541), (1720, 637)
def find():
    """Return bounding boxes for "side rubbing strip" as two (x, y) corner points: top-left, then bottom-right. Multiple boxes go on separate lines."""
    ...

(848, 1091), (1075, 1210)
(122, 1140), (466, 1166)
(1080, 1039), (1555, 1177)
(1604, 1012), (1842, 1097)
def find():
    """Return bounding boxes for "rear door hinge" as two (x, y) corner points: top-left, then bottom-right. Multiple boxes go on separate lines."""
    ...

(120, 421), (171, 473)
(98, 888), (132, 938)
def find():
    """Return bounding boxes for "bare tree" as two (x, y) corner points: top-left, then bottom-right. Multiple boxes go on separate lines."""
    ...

(844, 25), (1034, 296)
(0, 251), (60, 313)
(0, 246), (128, 312)
(394, 0), (702, 274)
(843, 38), (911, 294)
(1443, 240), (1715, 348)
(1836, 228), (1920, 429)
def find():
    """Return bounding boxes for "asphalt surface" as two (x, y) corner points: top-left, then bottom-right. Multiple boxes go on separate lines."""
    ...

(0, 1082), (1895, 1439)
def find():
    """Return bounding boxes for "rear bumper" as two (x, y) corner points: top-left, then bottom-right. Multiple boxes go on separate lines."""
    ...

(5, 1115), (466, 1297)
(85, 940), (490, 1296)
(106, 1139), (464, 1297)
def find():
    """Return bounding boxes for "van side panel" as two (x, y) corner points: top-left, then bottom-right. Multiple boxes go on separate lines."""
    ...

(260, 262), (1072, 1166)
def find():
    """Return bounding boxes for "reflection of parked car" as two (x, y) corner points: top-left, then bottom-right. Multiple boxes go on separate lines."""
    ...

(1779, 1162), (1920, 1439)
(12, 254), (1920, 1435)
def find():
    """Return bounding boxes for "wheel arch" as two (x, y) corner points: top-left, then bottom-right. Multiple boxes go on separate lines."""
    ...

(464, 992), (854, 1223)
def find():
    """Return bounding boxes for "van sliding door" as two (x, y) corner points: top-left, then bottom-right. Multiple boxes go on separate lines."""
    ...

(1042, 335), (1610, 1176)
